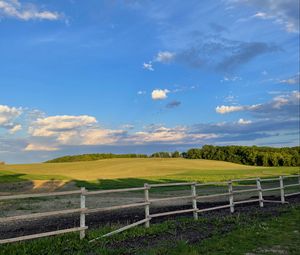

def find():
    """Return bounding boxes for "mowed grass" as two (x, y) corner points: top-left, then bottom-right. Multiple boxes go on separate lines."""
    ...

(0, 158), (299, 189)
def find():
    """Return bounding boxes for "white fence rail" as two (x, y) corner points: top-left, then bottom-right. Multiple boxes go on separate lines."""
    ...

(0, 174), (299, 244)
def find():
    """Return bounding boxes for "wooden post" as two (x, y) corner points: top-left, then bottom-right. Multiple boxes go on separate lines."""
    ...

(144, 183), (150, 228)
(228, 181), (234, 213)
(191, 183), (198, 220)
(256, 178), (264, 207)
(80, 187), (86, 239)
(279, 176), (285, 204)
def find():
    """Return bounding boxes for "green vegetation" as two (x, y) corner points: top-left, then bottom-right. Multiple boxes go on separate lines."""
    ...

(185, 145), (300, 166)
(1, 204), (299, 254)
(45, 153), (148, 163)
(0, 158), (299, 189)
(44, 146), (300, 167)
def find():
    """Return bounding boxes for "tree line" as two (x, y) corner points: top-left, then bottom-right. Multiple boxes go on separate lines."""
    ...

(183, 145), (300, 166)
(45, 153), (148, 163)
(45, 145), (300, 167)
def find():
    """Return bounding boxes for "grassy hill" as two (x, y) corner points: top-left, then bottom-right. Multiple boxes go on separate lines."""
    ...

(0, 158), (298, 189)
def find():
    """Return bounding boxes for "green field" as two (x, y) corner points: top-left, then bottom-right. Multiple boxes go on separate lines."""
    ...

(0, 158), (299, 189)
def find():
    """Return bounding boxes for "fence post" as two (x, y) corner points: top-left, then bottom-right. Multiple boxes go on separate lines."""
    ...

(144, 183), (150, 228)
(228, 181), (234, 213)
(256, 178), (264, 207)
(279, 176), (285, 204)
(80, 187), (86, 240)
(191, 182), (198, 220)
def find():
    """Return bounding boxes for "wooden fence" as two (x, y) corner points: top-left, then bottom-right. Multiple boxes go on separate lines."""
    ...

(0, 174), (299, 244)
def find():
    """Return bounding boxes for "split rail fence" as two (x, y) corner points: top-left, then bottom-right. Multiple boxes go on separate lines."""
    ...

(0, 174), (299, 244)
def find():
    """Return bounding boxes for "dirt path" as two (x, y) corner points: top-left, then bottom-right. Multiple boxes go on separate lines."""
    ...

(1, 195), (299, 240)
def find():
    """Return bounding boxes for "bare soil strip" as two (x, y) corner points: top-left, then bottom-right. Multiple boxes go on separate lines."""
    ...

(0, 195), (299, 241)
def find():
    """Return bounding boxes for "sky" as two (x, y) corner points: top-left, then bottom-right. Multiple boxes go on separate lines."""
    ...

(0, 0), (299, 163)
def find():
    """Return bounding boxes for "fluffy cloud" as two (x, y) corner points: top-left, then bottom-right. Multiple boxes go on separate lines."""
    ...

(2, 89), (299, 156)
(9, 124), (22, 134)
(143, 62), (154, 71)
(151, 89), (170, 100)
(0, 0), (62, 21)
(0, 104), (22, 133)
(143, 51), (175, 71)
(27, 114), (127, 149)
(29, 115), (97, 137)
(78, 129), (126, 145)
(155, 51), (175, 63)
(0, 105), (21, 125)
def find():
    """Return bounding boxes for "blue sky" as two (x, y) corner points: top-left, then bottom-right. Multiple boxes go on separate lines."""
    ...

(0, 0), (299, 163)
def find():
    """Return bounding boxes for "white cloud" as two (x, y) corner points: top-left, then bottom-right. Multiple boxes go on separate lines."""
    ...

(0, 104), (21, 125)
(9, 124), (22, 134)
(155, 51), (175, 63)
(28, 114), (126, 148)
(237, 118), (252, 125)
(143, 62), (154, 71)
(272, 91), (299, 109)
(151, 89), (170, 100)
(216, 91), (300, 117)
(253, 12), (269, 19)
(0, 0), (62, 21)
(232, 0), (300, 33)
(24, 144), (59, 151)
(280, 78), (297, 85)
(79, 129), (125, 145)
(279, 74), (299, 85)
(29, 115), (97, 137)
(130, 126), (217, 144)
(216, 104), (261, 114)
(0, 104), (22, 133)
(216, 105), (244, 114)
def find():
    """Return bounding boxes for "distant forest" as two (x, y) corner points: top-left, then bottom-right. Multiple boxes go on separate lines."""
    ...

(45, 153), (148, 163)
(184, 145), (300, 167)
(45, 145), (300, 167)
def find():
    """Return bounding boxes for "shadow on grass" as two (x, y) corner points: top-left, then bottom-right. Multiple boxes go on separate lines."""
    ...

(0, 172), (28, 183)
(75, 178), (193, 191)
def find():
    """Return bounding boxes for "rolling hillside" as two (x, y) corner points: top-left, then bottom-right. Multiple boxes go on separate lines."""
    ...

(0, 158), (298, 187)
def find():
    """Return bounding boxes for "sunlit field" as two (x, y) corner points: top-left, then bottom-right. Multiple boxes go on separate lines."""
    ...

(0, 158), (298, 189)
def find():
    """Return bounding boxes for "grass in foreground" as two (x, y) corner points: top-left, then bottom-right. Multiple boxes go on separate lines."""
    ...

(1, 205), (299, 255)
(0, 158), (298, 189)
